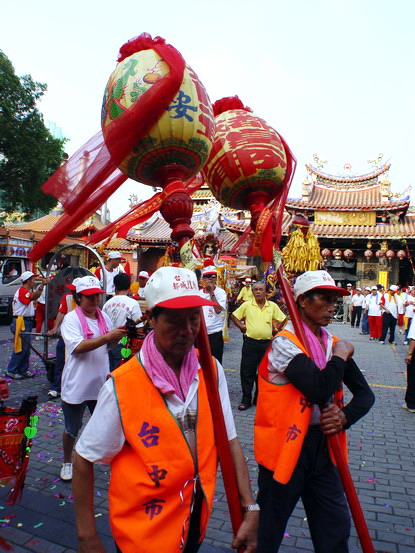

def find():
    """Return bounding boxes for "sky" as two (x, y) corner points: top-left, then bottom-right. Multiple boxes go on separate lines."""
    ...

(1, 0), (415, 220)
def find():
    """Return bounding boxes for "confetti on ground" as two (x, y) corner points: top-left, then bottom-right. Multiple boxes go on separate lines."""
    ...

(33, 522), (43, 528)
(283, 532), (290, 537)
(368, 477), (375, 483)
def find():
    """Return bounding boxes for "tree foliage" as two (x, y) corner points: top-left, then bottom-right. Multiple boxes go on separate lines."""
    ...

(0, 51), (66, 217)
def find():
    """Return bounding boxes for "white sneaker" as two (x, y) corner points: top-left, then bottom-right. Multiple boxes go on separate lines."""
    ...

(402, 403), (415, 414)
(404, 341), (409, 345)
(48, 390), (59, 398)
(60, 463), (73, 481)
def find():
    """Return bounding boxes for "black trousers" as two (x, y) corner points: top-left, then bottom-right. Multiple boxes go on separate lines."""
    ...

(380, 312), (397, 343)
(256, 427), (350, 553)
(405, 357), (415, 409)
(240, 337), (270, 405)
(208, 331), (224, 364)
(350, 305), (362, 327)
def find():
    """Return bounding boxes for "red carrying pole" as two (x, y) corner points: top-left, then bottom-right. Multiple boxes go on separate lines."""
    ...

(276, 265), (375, 553)
(177, 236), (244, 551)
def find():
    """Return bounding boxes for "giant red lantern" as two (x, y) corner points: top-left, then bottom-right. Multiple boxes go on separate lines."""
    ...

(375, 250), (385, 258)
(321, 248), (331, 258)
(364, 250), (374, 259)
(386, 249), (395, 258)
(397, 250), (406, 259)
(343, 249), (354, 259)
(202, 97), (296, 261)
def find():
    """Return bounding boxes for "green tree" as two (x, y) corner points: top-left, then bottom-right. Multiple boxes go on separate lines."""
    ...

(0, 51), (66, 217)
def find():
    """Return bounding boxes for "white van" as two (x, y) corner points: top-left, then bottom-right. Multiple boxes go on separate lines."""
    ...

(0, 237), (33, 322)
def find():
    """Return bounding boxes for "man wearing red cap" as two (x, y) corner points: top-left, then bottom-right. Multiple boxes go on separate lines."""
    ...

(199, 266), (227, 363)
(237, 278), (254, 303)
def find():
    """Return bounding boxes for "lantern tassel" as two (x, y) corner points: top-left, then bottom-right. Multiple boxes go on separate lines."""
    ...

(213, 96), (253, 116)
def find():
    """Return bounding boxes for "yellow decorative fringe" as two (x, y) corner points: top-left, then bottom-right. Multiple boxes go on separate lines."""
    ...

(282, 228), (322, 274)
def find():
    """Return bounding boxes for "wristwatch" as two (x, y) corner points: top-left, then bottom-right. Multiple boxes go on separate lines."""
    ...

(242, 503), (260, 513)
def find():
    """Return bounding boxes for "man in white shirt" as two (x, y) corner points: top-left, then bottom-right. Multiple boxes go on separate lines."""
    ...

(199, 266), (227, 363)
(359, 287), (371, 335)
(351, 288), (364, 328)
(95, 251), (125, 298)
(367, 286), (383, 340)
(103, 273), (143, 371)
(342, 283), (353, 323)
(379, 284), (402, 345)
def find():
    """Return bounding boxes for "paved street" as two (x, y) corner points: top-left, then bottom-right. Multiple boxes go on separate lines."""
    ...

(0, 320), (414, 553)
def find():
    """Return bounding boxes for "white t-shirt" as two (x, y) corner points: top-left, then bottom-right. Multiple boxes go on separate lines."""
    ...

(12, 287), (35, 317)
(103, 295), (143, 328)
(76, 351), (236, 464)
(61, 309), (113, 404)
(405, 296), (415, 318)
(200, 286), (227, 334)
(367, 293), (382, 316)
(95, 265), (124, 295)
(352, 294), (365, 307)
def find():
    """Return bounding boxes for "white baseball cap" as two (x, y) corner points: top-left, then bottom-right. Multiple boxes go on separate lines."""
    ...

(356, 287), (361, 291)
(371, 286), (378, 290)
(107, 251), (125, 260)
(138, 270), (149, 279)
(21, 271), (39, 283)
(390, 284), (399, 291)
(75, 276), (105, 295)
(244, 278), (252, 284)
(202, 265), (217, 276)
(346, 283), (352, 287)
(294, 270), (350, 300)
(144, 267), (217, 309)
(365, 287), (371, 291)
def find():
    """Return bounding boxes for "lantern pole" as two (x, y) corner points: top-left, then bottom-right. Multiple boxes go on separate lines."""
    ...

(160, 175), (245, 550)
(276, 265), (375, 553)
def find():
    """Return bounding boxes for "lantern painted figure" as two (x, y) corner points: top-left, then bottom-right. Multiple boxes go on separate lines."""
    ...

(202, 96), (296, 261)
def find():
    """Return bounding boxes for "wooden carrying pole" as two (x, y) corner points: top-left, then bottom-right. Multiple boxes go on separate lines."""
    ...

(276, 265), (375, 553)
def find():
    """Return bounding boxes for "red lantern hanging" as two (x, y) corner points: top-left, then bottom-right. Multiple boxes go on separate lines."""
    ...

(343, 249), (354, 259)
(202, 96), (296, 261)
(397, 250), (406, 259)
(332, 248), (343, 259)
(321, 248), (331, 258)
(375, 250), (385, 258)
(364, 249), (374, 259)
(386, 249), (395, 258)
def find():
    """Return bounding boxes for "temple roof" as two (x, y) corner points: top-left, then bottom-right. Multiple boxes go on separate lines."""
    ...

(286, 186), (410, 212)
(6, 214), (103, 234)
(305, 162), (390, 185)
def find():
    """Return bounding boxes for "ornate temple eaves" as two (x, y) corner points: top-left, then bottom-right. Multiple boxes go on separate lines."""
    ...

(305, 162), (391, 186)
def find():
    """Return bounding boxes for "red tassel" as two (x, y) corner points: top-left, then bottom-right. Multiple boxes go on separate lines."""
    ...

(118, 33), (167, 62)
(213, 96), (253, 116)
(0, 537), (13, 551)
(7, 452), (30, 506)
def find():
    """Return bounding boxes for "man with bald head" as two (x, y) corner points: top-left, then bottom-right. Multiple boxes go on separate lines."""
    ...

(232, 282), (286, 411)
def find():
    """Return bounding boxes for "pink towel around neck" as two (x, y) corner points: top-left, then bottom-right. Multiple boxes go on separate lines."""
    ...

(302, 321), (329, 370)
(75, 306), (109, 339)
(141, 330), (199, 401)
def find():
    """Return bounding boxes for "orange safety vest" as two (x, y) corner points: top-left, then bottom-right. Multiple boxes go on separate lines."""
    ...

(254, 329), (347, 485)
(109, 354), (218, 553)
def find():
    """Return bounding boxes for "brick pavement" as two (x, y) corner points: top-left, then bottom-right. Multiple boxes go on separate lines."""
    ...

(0, 320), (414, 552)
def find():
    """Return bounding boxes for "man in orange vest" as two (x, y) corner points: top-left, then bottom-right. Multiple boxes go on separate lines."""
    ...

(72, 266), (259, 553)
(254, 270), (375, 553)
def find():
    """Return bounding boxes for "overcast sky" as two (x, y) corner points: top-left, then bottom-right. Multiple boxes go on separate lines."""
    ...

(2, 0), (414, 219)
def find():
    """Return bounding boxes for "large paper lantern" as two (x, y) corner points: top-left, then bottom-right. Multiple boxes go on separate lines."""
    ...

(343, 249), (354, 259)
(202, 97), (296, 260)
(321, 248), (331, 258)
(333, 248), (343, 259)
(386, 249), (395, 258)
(397, 250), (406, 259)
(99, 34), (215, 245)
(364, 249), (374, 259)
(375, 250), (385, 258)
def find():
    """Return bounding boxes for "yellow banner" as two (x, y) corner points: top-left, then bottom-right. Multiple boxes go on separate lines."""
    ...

(314, 211), (376, 226)
(378, 271), (389, 289)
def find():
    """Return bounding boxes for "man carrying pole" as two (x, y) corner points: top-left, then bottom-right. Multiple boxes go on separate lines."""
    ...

(254, 270), (375, 553)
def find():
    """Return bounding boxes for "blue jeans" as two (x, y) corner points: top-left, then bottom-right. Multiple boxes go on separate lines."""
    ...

(361, 311), (369, 333)
(50, 336), (65, 392)
(109, 343), (123, 372)
(7, 318), (34, 375)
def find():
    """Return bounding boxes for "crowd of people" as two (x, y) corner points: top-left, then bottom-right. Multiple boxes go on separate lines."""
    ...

(7, 256), (415, 553)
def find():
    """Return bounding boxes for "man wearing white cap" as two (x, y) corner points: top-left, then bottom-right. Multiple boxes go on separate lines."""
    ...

(255, 270), (374, 553)
(379, 284), (402, 344)
(95, 251), (125, 297)
(342, 283), (353, 324)
(6, 271), (49, 379)
(359, 287), (371, 335)
(59, 276), (127, 482)
(199, 266), (227, 363)
(367, 286), (383, 340)
(237, 278), (253, 303)
(73, 267), (258, 553)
